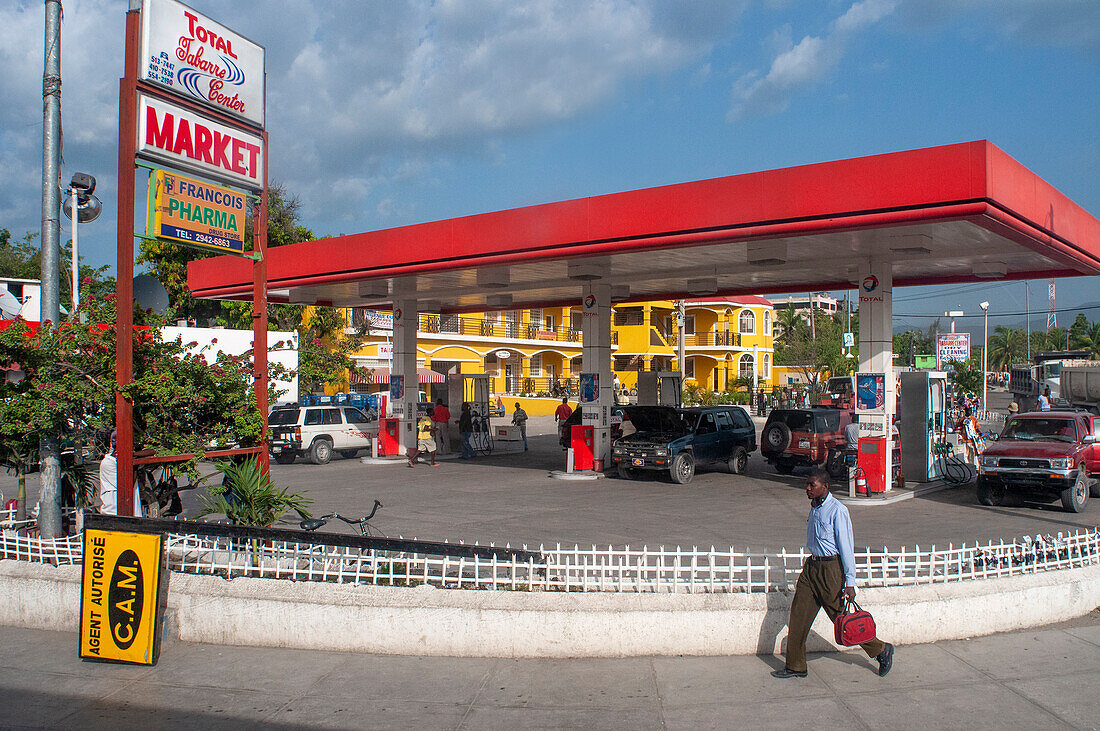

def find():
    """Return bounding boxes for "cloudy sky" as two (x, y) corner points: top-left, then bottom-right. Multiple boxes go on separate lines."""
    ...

(1, 0), (1098, 326)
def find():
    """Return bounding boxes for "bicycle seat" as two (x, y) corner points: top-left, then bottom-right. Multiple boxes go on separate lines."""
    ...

(300, 518), (326, 531)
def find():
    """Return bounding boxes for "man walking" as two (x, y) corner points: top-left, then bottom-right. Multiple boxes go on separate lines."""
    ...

(459, 402), (475, 459)
(512, 402), (529, 451)
(773, 468), (894, 679)
(554, 398), (573, 445)
(431, 399), (451, 455)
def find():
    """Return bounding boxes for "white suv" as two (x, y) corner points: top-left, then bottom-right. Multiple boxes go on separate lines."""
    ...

(268, 405), (377, 465)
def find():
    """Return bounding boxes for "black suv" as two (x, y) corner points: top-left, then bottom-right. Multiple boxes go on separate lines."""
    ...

(612, 405), (757, 484)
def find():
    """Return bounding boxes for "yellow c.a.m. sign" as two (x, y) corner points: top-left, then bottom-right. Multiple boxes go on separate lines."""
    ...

(79, 529), (164, 665)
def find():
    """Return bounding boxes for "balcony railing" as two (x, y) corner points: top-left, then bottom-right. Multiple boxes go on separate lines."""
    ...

(682, 332), (742, 347)
(418, 314), (616, 345)
(419, 315), (585, 342)
(502, 376), (579, 396)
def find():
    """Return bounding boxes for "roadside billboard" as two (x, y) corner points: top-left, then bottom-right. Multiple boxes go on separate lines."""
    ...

(137, 93), (264, 190)
(937, 333), (971, 367)
(153, 170), (245, 253)
(140, 0), (266, 126)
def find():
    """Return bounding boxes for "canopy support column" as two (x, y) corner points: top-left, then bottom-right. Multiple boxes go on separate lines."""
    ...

(581, 279), (613, 471)
(392, 296), (420, 454)
(857, 260), (896, 491)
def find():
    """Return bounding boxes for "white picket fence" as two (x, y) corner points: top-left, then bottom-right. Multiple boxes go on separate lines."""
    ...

(3, 507), (1097, 593)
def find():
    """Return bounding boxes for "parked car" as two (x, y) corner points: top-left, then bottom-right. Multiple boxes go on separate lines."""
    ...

(761, 407), (854, 476)
(268, 405), (377, 465)
(611, 405), (757, 484)
(977, 410), (1100, 512)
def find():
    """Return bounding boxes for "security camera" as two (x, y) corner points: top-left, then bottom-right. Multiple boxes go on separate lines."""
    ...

(69, 172), (96, 194)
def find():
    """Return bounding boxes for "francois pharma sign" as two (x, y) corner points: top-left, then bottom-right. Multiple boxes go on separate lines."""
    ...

(140, 0), (265, 126)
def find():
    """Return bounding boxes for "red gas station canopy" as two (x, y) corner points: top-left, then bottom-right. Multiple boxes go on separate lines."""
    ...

(188, 140), (1100, 311)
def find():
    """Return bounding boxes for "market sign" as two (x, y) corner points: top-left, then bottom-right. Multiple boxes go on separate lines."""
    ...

(139, 0), (266, 126)
(79, 529), (164, 665)
(137, 93), (264, 189)
(937, 333), (971, 367)
(153, 169), (245, 253)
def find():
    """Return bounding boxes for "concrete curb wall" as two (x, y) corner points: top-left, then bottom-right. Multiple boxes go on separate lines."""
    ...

(2, 561), (1097, 657)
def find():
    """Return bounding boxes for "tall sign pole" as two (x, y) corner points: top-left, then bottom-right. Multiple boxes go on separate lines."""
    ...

(115, 3), (141, 516)
(115, 0), (269, 514)
(38, 0), (64, 537)
(253, 125), (270, 473)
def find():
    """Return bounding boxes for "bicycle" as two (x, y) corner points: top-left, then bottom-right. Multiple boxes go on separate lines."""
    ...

(299, 499), (384, 537)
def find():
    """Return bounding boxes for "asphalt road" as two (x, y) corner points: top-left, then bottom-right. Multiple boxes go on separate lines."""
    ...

(7, 415), (1095, 553)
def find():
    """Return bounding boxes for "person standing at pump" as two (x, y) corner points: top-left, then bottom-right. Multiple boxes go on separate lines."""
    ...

(554, 398), (573, 445)
(459, 402), (475, 459)
(773, 468), (894, 679)
(1038, 386), (1052, 411)
(512, 402), (529, 451)
(408, 413), (438, 467)
(956, 405), (981, 466)
(431, 399), (451, 455)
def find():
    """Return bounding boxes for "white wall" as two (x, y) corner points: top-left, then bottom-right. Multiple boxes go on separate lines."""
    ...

(162, 326), (299, 404)
(3, 560), (1096, 658)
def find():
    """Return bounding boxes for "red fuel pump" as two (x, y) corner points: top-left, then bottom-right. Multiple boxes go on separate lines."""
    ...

(857, 436), (888, 493)
(571, 424), (595, 471)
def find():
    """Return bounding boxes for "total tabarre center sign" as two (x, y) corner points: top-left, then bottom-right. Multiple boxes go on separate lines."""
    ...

(139, 0), (265, 126)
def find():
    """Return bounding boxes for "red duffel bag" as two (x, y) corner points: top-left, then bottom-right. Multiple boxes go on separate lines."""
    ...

(834, 597), (877, 646)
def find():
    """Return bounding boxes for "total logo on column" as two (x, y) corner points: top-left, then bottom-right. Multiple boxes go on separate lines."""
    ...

(859, 275), (883, 303)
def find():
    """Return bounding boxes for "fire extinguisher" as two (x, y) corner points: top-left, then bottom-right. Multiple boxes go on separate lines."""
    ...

(854, 467), (868, 495)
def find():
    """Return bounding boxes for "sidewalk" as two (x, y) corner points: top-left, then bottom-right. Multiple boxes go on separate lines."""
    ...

(2, 610), (1097, 729)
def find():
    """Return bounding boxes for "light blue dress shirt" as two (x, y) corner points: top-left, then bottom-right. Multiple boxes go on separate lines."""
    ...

(807, 493), (857, 586)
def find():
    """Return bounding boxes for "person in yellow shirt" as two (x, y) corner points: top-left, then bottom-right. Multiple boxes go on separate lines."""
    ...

(408, 414), (439, 467)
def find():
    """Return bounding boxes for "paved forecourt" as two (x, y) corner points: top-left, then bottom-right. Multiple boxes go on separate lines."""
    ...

(1, 611), (1097, 729)
(4, 413), (1098, 552)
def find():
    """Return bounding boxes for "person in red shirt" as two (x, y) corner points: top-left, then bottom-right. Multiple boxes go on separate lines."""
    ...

(431, 399), (451, 455)
(554, 398), (574, 442)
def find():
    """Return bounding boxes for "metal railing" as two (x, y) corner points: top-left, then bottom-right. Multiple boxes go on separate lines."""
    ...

(682, 332), (742, 347)
(419, 315), (584, 343)
(3, 511), (1096, 594)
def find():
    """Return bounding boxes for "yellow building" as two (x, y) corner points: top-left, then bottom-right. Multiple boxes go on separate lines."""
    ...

(341, 296), (775, 412)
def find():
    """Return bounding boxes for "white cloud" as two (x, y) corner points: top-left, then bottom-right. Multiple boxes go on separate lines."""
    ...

(0, 0), (747, 252)
(728, 0), (897, 121)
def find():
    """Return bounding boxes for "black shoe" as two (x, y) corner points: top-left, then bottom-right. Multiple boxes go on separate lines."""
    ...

(771, 668), (807, 679)
(876, 643), (894, 677)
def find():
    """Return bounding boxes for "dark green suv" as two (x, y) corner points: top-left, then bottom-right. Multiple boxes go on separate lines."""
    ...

(612, 405), (757, 484)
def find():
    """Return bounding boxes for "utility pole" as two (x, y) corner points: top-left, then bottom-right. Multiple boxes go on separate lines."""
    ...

(1025, 282), (1031, 362)
(38, 0), (63, 538)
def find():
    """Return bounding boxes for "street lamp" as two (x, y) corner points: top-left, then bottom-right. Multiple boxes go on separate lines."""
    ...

(980, 301), (990, 410)
(61, 172), (102, 314)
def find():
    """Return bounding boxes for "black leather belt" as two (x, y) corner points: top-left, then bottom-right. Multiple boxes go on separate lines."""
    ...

(809, 554), (839, 562)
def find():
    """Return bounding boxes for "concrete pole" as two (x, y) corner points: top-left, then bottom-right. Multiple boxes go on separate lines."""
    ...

(857, 259), (895, 492)
(391, 294), (420, 454)
(582, 280), (613, 470)
(38, 0), (63, 538)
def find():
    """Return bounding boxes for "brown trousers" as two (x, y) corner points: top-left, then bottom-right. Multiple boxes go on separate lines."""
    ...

(784, 557), (886, 672)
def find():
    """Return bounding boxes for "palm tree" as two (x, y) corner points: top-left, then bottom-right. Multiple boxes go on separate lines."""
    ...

(987, 326), (1027, 372)
(775, 305), (801, 341)
(1074, 321), (1100, 359)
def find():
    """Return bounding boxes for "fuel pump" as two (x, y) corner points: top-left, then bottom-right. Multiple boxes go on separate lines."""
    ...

(636, 371), (683, 407)
(898, 371), (949, 482)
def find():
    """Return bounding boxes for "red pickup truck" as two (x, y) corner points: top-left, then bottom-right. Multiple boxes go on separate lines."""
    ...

(978, 410), (1100, 512)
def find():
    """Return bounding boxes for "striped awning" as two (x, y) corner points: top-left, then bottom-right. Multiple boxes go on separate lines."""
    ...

(351, 366), (445, 385)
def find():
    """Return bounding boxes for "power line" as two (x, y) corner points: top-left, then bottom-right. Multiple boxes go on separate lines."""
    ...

(893, 303), (1100, 319)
